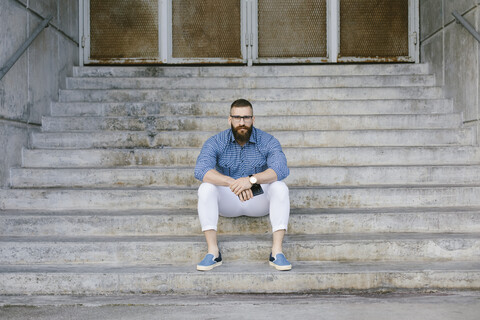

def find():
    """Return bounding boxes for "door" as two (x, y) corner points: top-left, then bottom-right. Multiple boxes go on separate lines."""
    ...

(85, 0), (161, 64)
(170, 0), (244, 63)
(81, 0), (245, 64)
(79, 0), (418, 65)
(337, 0), (416, 62)
(254, 0), (328, 64)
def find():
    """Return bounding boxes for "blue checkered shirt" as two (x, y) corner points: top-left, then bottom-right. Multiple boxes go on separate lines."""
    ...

(194, 127), (289, 181)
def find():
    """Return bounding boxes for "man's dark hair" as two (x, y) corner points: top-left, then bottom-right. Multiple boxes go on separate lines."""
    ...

(231, 99), (253, 110)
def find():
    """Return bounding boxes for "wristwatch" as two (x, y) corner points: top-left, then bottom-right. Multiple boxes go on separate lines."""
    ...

(249, 175), (257, 185)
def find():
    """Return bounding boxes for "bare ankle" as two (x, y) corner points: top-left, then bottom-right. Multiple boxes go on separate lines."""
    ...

(272, 249), (283, 257)
(208, 248), (219, 257)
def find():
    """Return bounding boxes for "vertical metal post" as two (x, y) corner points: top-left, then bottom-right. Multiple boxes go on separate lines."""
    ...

(328, 0), (339, 63)
(409, 0), (420, 63)
(83, 0), (91, 65)
(159, 0), (169, 63)
(247, 0), (253, 66)
(79, 0), (84, 66)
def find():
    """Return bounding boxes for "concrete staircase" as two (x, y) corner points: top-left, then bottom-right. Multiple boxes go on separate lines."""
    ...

(1, 64), (480, 295)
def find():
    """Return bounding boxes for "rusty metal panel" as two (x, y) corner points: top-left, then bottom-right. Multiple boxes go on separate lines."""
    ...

(90, 0), (159, 60)
(340, 0), (409, 58)
(172, 0), (241, 58)
(258, 0), (327, 58)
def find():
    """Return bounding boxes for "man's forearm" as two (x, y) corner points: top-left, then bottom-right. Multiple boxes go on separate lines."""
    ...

(203, 169), (236, 186)
(252, 168), (278, 184)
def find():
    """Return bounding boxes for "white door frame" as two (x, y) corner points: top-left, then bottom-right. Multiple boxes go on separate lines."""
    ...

(79, 0), (419, 66)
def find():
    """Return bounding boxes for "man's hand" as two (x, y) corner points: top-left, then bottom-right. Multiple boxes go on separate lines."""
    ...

(238, 189), (254, 202)
(230, 177), (253, 202)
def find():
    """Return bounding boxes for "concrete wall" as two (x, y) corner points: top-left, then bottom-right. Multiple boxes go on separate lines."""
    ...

(0, 0), (78, 188)
(420, 1), (480, 144)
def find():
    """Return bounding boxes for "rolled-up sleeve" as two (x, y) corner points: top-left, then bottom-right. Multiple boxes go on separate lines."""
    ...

(194, 136), (218, 182)
(265, 136), (289, 181)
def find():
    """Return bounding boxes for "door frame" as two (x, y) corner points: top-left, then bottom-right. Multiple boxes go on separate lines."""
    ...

(334, 0), (419, 63)
(165, 0), (247, 64)
(252, 0), (331, 64)
(80, 0), (166, 65)
(79, 0), (419, 65)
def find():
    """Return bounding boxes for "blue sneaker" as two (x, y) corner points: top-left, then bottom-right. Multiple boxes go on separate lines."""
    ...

(269, 253), (292, 271)
(196, 252), (222, 271)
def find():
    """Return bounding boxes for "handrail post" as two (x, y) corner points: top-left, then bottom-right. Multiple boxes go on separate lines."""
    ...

(0, 15), (53, 81)
(452, 10), (480, 43)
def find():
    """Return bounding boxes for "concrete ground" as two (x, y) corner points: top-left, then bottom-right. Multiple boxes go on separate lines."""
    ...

(1, 292), (480, 320)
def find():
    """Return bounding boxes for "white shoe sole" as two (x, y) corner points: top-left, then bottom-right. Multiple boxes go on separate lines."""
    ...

(197, 261), (222, 271)
(269, 261), (292, 271)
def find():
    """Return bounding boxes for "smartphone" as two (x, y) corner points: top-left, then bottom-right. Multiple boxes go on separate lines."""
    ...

(251, 184), (264, 197)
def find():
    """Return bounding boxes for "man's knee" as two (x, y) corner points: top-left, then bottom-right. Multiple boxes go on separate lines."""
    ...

(198, 182), (220, 202)
(268, 181), (289, 199)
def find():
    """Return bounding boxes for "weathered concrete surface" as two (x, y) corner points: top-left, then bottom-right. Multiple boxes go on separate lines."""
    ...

(3, 62), (480, 295)
(420, 2), (480, 144)
(1, 262), (480, 295)
(420, 27), (444, 87)
(2, 209), (480, 237)
(58, 87), (445, 103)
(66, 74), (436, 89)
(73, 64), (431, 77)
(10, 165), (480, 188)
(41, 114), (462, 132)
(0, 1), (29, 122)
(0, 164), (438, 187)
(0, 120), (31, 189)
(1, 292), (480, 320)
(30, 128), (474, 148)
(444, 10), (478, 121)
(3, 186), (480, 211)
(0, 0), (78, 188)
(50, 99), (454, 117)
(20, 146), (480, 168)
(1, 233), (480, 265)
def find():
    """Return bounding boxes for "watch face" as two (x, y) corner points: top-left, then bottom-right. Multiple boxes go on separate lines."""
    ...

(250, 176), (257, 184)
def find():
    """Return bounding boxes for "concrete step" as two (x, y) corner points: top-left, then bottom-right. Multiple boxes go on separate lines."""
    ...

(58, 87), (444, 103)
(3, 291), (480, 312)
(72, 64), (431, 78)
(66, 75), (436, 90)
(50, 100), (454, 117)
(41, 114), (463, 132)
(1, 186), (480, 211)
(1, 261), (479, 295)
(2, 208), (480, 237)
(30, 129), (473, 149)
(7, 63), (479, 299)
(1, 233), (479, 265)
(10, 165), (480, 189)
(22, 146), (480, 168)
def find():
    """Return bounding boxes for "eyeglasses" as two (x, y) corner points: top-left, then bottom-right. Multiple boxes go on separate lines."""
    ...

(230, 115), (253, 122)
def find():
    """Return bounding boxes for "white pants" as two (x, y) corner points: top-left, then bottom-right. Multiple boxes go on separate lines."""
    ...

(197, 181), (290, 233)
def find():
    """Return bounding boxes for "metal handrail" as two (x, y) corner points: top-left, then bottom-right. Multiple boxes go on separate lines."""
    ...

(452, 10), (480, 43)
(0, 15), (53, 81)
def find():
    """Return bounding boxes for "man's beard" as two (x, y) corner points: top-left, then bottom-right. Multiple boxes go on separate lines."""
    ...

(231, 123), (253, 145)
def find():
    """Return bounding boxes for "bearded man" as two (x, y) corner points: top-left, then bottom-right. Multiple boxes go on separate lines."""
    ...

(194, 99), (291, 271)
